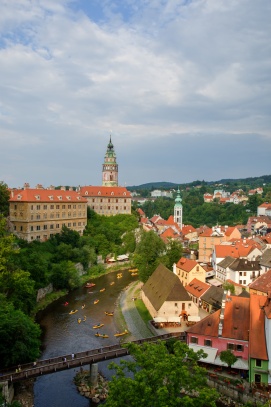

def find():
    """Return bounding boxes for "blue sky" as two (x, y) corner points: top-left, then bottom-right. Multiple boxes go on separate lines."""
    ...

(0, 0), (270, 188)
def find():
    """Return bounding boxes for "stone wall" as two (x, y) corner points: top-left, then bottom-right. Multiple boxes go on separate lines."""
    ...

(36, 283), (53, 302)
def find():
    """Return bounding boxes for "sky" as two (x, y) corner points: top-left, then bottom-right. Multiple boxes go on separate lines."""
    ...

(0, 0), (270, 189)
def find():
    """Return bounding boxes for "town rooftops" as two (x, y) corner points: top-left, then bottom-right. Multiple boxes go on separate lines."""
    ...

(249, 269), (271, 294)
(249, 295), (268, 360)
(185, 278), (210, 298)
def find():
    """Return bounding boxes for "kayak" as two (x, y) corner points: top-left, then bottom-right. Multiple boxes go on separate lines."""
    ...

(95, 333), (109, 338)
(94, 299), (99, 305)
(100, 288), (106, 292)
(105, 311), (114, 316)
(93, 323), (104, 329)
(85, 282), (96, 288)
(69, 310), (78, 315)
(114, 330), (128, 337)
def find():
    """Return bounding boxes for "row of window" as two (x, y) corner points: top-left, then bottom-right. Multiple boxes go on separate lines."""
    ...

(13, 204), (83, 210)
(91, 198), (127, 203)
(92, 206), (128, 211)
(14, 222), (85, 232)
(190, 337), (244, 351)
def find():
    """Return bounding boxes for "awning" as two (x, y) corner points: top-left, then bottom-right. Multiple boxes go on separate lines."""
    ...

(189, 344), (218, 364)
(215, 356), (248, 370)
(167, 316), (181, 322)
(188, 316), (201, 322)
(153, 317), (167, 323)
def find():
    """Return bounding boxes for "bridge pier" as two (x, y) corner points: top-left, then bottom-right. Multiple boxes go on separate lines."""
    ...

(90, 363), (98, 388)
(1, 381), (14, 404)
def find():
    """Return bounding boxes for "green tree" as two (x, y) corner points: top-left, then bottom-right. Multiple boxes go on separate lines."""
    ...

(0, 181), (10, 216)
(166, 239), (183, 269)
(133, 230), (166, 282)
(106, 341), (218, 407)
(0, 295), (41, 368)
(219, 350), (238, 368)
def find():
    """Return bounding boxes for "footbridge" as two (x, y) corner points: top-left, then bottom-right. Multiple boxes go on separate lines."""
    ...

(0, 332), (186, 384)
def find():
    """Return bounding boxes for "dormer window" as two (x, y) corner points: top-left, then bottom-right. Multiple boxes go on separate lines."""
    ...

(98, 191), (101, 195)
(85, 191), (88, 195)
(66, 196), (71, 200)
(49, 196), (53, 200)
(35, 195), (40, 200)
(111, 192), (114, 196)
(58, 196), (62, 200)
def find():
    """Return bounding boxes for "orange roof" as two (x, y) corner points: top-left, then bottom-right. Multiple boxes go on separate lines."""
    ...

(80, 186), (131, 197)
(160, 227), (180, 239)
(215, 244), (254, 258)
(249, 269), (271, 293)
(9, 188), (87, 203)
(182, 224), (197, 235)
(185, 278), (210, 298)
(176, 257), (198, 272)
(188, 296), (250, 341)
(249, 295), (268, 360)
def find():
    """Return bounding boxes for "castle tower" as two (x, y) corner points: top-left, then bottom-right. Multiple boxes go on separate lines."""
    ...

(174, 187), (183, 230)
(102, 136), (118, 187)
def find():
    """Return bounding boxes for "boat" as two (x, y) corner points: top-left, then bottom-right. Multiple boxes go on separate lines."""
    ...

(129, 268), (138, 272)
(63, 302), (69, 306)
(110, 282), (115, 286)
(85, 282), (96, 288)
(114, 330), (129, 337)
(83, 316), (87, 322)
(81, 304), (86, 309)
(95, 333), (109, 338)
(94, 299), (99, 305)
(105, 311), (114, 316)
(77, 318), (81, 324)
(131, 272), (138, 276)
(69, 310), (78, 315)
(117, 273), (122, 279)
(100, 288), (106, 292)
(93, 323), (104, 329)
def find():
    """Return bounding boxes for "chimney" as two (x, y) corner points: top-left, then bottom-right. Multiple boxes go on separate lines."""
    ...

(218, 291), (227, 336)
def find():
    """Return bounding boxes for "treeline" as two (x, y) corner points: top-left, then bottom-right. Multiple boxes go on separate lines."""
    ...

(137, 189), (268, 227)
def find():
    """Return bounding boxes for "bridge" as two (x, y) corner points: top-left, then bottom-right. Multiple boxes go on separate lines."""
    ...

(0, 332), (186, 384)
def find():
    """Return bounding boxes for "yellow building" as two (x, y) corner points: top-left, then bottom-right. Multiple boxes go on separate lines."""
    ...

(9, 187), (87, 242)
(173, 257), (206, 286)
(79, 186), (131, 216)
(198, 226), (241, 263)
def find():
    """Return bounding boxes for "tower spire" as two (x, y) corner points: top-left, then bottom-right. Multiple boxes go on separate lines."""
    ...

(102, 136), (118, 187)
(174, 187), (183, 230)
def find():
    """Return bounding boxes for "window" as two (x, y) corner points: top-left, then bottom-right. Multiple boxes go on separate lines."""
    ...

(227, 343), (235, 350)
(236, 344), (243, 352)
(175, 303), (178, 307)
(62, 205), (66, 209)
(56, 205), (60, 209)
(56, 224), (60, 229)
(255, 359), (262, 367)
(36, 215), (40, 220)
(191, 337), (198, 344)
(31, 205), (34, 210)
(30, 226), (33, 231)
(14, 226), (16, 230)
(43, 225), (47, 230)
(50, 205), (54, 209)
(50, 225), (54, 229)
(204, 339), (212, 347)
(255, 374), (261, 383)
(43, 214), (47, 219)
(36, 226), (40, 230)
(37, 205), (40, 210)
(68, 205), (71, 209)
(43, 205), (47, 210)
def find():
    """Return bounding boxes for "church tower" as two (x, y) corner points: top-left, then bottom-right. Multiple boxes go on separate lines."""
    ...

(102, 136), (118, 187)
(174, 187), (183, 230)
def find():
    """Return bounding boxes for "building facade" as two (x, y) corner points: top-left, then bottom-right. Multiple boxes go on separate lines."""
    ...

(9, 187), (87, 242)
(102, 136), (118, 187)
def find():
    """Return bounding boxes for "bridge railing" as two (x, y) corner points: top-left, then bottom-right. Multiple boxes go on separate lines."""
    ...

(0, 332), (186, 383)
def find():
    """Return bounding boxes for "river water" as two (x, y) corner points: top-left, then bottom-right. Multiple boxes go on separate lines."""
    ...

(34, 268), (135, 407)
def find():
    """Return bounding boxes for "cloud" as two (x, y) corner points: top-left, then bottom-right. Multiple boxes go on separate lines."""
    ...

(0, 0), (270, 187)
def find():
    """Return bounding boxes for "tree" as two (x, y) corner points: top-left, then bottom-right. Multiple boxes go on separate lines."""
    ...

(219, 350), (238, 368)
(106, 341), (218, 407)
(0, 295), (41, 368)
(0, 181), (10, 216)
(133, 230), (166, 282)
(166, 239), (183, 269)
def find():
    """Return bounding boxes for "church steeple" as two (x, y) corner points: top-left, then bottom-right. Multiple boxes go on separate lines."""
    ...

(174, 187), (183, 230)
(102, 136), (118, 187)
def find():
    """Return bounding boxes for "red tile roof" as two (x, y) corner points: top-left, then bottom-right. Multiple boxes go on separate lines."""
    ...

(249, 295), (268, 360)
(249, 269), (271, 293)
(182, 224), (197, 235)
(176, 257), (198, 272)
(80, 186), (131, 197)
(185, 278), (210, 298)
(9, 189), (87, 203)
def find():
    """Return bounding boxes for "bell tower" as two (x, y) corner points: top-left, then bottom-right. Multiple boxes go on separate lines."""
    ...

(102, 136), (118, 187)
(174, 187), (183, 230)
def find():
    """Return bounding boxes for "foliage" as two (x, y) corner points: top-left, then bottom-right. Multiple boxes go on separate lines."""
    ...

(223, 281), (235, 295)
(0, 394), (21, 407)
(133, 230), (166, 282)
(0, 181), (10, 217)
(0, 295), (41, 368)
(165, 240), (183, 269)
(106, 341), (218, 407)
(219, 350), (238, 368)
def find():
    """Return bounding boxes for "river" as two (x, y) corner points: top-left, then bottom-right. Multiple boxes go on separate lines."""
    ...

(34, 268), (135, 407)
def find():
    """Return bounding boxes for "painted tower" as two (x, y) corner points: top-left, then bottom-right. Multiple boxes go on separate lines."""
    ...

(102, 136), (118, 187)
(174, 187), (183, 230)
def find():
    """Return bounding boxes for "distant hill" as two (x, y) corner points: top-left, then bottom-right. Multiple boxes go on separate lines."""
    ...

(127, 175), (271, 191)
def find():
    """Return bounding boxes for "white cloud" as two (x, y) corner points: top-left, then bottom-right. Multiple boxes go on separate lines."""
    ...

(0, 0), (270, 187)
